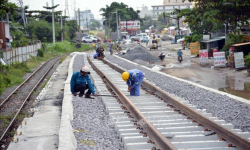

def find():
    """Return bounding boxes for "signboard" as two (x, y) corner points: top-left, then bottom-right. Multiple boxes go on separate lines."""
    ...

(203, 35), (210, 41)
(199, 49), (208, 62)
(213, 52), (226, 67)
(190, 42), (200, 55)
(120, 21), (140, 31)
(234, 52), (245, 69)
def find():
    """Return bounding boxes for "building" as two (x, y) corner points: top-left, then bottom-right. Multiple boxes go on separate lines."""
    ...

(76, 10), (95, 30)
(0, 21), (12, 51)
(138, 6), (153, 18)
(152, 0), (193, 18)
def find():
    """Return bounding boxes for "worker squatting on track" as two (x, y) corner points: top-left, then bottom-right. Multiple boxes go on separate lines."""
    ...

(122, 69), (145, 96)
(70, 65), (98, 98)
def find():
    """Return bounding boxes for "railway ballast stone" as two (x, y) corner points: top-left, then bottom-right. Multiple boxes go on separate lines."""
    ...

(105, 54), (250, 132)
(118, 45), (159, 63)
(71, 55), (123, 150)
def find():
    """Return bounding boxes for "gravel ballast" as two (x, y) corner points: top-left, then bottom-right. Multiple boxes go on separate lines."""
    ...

(118, 45), (159, 63)
(71, 54), (123, 150)
(105, 54), (250, 132)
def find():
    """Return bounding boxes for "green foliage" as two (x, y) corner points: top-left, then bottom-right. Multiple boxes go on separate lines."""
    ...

(245, 54), (250, 68)
(222, 30), (245, 51)
(100, 2), (141, 32)
(37, 49), (44, 57)
(89, 20), (101, 30)
(0, 0), (18, 18)
(66, 20), (78, 40)
(0, 62), (31, 95)
(184, 34), (202, 43)
(182, 0), (250, 33)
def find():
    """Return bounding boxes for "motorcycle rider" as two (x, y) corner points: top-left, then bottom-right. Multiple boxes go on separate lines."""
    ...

(177, 49), (183, 62)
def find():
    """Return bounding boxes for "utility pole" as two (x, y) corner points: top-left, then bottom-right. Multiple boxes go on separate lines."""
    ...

(109, 13), (111, 39)
(78, 8), (81, 44)
(115, 9), (120, 40)
(52, 0), (55, 44)
(61, 12), (63, 41)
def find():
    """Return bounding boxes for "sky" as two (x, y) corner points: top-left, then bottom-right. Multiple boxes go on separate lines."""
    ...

(9, 0), (163, 19)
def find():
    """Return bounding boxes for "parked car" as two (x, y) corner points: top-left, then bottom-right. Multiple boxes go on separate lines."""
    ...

(177, 38), (184, 44)
(82, 36), (96, 43)
(161, 35), (174, 41)
(131, 33), (147, 41)
(140, 36), (150, 43)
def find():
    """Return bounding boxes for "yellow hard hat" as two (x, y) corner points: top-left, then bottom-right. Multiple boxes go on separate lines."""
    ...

(92, 44), (95, 47)
(122, 72), (129, 81)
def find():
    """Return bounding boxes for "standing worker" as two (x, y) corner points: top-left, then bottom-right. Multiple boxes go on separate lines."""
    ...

(228, 52), (235, 70)
(108, 40), (114, 55)
(122, 69), (144, 96)
(70, 65), (97, 98)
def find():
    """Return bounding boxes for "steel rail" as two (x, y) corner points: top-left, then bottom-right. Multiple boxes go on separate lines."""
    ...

(101, 58), (250, 150)
(88, 56), (178, 150)
(0, 57), (61, 142)
(0, 57), (54, 107)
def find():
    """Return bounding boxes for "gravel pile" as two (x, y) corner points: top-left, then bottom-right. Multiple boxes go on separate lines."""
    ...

(72, 54), (123, 150)
(105, 54), (250, 132)
(118, 45), (159, 63)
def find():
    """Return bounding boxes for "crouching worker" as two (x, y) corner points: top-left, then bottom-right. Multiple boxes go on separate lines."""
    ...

(70, 65), (97, 98)
(122, 69), (144, 96)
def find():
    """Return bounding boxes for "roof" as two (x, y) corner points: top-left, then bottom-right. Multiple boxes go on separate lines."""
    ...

(231, 42), (250, 47)
(201, 36), (225, 43)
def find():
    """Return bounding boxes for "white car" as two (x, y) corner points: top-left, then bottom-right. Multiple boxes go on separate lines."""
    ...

(177, 38), (184, 44)
(82, 36), (96, 43)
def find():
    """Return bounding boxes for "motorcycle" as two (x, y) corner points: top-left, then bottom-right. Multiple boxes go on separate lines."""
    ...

(178, 56), (182, 63)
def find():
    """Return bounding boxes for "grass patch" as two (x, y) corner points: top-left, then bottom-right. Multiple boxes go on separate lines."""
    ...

(60, 55), (66, 64)
(0, 41), (92, 96)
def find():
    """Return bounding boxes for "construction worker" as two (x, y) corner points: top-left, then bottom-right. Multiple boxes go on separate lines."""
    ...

(70, 65), (97, 98)
(122, 69), (144, 96)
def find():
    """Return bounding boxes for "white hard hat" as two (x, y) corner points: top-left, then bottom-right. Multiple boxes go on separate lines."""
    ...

(81, 65), (90, 73)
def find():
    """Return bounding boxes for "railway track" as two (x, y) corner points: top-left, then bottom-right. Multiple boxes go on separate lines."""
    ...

(86, 55), (250, 150)
(0, 56), (61, 143)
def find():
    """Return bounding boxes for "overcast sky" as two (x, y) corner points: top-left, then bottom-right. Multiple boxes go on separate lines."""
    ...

(9, 0), (162, 19)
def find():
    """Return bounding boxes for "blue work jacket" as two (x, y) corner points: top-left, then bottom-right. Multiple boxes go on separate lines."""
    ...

(70, 71), (95, 94)
(126, 69), (144, 89)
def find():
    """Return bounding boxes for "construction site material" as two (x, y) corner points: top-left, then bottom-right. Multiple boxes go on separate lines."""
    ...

(118, 46), (159, 63)
(71, 55), (123, 150)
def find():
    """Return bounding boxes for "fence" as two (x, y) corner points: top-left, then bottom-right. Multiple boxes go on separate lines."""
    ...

(1, 42), (41, 65)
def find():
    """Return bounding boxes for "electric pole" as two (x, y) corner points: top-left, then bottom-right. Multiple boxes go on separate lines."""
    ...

(52, 0), (55, 44)
(78, 8), (81, 44)
(61, 12), (63, 41)
(115, 9), (120, 40)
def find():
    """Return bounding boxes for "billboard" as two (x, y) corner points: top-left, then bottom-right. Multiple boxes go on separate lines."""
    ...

(213, 52), (226, 67)
(190, 42), (200, 55)
(120, 21), (140, 31)
(234, 52), (245, 69)
(199, 49), (208, 63)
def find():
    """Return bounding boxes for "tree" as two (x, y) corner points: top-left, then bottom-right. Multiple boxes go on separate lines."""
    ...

(0, 0), (18, 19)
(66, 20), (78, 40)
(89, 20), (101, 30)
(100, 2), (141, 32)
(182, 0), (250, 33)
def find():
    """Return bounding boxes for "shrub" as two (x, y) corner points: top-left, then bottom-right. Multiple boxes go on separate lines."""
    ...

(37, 48), (44, 57)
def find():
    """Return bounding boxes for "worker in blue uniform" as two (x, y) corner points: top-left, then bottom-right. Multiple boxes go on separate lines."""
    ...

(70, 65), (97, 98)
(122, 69), (144, 96)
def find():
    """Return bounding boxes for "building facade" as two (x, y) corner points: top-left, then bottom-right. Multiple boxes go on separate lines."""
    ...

(139, 6), (153, 18)
(76, 10), (95, 30)
(152, 0), (193, 18)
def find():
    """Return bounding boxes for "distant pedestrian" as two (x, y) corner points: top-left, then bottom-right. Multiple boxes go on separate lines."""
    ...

(121, 69), (144, 96)
(228, 52), (235, 70)
(70, 65), (97, 98)
(108, 41), (113, 55)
